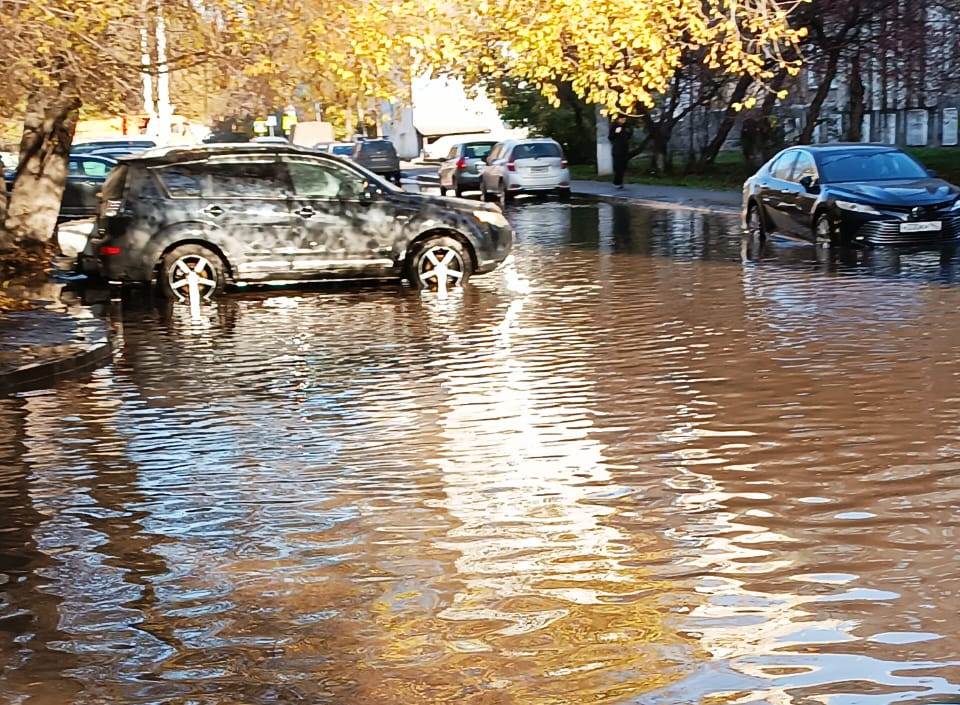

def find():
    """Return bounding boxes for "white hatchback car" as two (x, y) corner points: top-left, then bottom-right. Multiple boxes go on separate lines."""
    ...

(480, 139), (571, 204)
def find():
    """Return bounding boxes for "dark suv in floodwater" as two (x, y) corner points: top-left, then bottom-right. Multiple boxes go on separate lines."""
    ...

(83, 144), (513, 300)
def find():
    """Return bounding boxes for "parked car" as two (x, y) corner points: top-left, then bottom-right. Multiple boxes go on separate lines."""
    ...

(315, 142), (355, 157)
(203, 132), (250, 144)
(83, 143), (513, 299)
(72, 138), (156, 155)
(480, 139), (571, 205)
(743, 144), (960, 246)
(352, 138), (401, 185)
(4, 154), (116, 220)
(438, 141), (497, 198)
(86, 146), (151, 161)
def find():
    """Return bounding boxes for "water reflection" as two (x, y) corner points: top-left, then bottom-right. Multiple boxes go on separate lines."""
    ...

(3, 202), (960, 704)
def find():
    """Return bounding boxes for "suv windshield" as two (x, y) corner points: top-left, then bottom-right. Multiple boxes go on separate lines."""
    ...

(513, 142), (562, 159)
(820, 150), (928, 183)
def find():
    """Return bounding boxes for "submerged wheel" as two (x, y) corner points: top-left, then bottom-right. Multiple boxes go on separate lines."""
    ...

(159, 244), (226, 302)
(746, 202), (767, 238)
(814, 212), (838, 248)
(407, 236), (472, 291)
(455, 182), (464, 198)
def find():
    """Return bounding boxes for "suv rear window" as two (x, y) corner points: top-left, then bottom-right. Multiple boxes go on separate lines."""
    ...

(205, 160), (287, 198)
(156, 160), (287, 198)
(512, 142), (562, 159)
(464, 143), (495, 159)
(360, 141), (396, 156)
(157, 163), (204, 197)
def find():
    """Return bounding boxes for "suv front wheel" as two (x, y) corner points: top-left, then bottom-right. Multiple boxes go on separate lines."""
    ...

(407, 236), (472, 291)
(159, 244), (227, 301)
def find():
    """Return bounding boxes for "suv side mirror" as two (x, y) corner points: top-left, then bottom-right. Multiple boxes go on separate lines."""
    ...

(799, 175), (819, 192)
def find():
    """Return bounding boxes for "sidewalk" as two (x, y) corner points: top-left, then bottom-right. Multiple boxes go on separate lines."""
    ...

(570, 180), (742, 216)
(0, 267), (112, 395)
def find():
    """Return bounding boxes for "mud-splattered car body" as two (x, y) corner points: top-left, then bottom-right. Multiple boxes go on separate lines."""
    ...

(84, 144), (513, 289)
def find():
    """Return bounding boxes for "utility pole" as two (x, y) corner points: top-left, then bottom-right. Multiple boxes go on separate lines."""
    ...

(155, 5), (172, 145)
(140, 27), (157, 134)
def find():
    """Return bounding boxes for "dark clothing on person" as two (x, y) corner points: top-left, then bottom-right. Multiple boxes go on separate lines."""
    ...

(608, 122), (633, 186)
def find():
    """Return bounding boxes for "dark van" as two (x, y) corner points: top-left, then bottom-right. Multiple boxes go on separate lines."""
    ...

(352, 139), (401, 185)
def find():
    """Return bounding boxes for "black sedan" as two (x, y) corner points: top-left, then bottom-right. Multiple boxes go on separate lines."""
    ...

(743, 144), (960, 246)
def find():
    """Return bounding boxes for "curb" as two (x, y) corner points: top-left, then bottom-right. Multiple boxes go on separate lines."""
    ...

(0, 317), (113, 395)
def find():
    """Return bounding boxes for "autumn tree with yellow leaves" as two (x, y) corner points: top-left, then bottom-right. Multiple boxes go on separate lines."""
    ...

(0, 0), (806, 260)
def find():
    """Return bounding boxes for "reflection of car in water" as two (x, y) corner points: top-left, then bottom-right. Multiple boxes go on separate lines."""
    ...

(84, 143), (513, 300)
(743, 144), (960, 247)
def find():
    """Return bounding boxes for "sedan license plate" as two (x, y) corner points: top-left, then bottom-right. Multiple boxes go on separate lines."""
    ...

(531, 166), (549, 173)
(900, 221), (942, 233)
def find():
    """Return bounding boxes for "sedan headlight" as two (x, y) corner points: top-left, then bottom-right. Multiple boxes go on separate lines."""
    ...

(474, 209), (509, 228)
(951, 199), (960, 210)
(835, 200), (881, 215)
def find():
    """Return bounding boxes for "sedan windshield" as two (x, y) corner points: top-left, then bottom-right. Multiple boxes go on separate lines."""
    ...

(819, 150), (928, 183)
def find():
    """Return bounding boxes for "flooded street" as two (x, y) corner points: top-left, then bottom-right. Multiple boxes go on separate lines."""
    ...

(3, 201), (960, 704)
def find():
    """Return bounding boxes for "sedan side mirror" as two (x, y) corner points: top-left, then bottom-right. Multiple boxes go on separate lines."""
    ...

(928, 169), (938, 178)
(799, 175), (819, 193)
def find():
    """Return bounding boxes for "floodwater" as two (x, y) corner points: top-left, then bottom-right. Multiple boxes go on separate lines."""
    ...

(2, 201), (960, 705)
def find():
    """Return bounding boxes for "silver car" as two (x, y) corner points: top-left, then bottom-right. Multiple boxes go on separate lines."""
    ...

(438, 141), (497, 198)
(480, 138), (571, 204)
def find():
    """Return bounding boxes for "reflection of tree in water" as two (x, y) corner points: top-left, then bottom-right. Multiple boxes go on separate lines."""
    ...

(0, 380), (179, 703)
(330, 295), (684, 705)
(0, 396), (80, 704)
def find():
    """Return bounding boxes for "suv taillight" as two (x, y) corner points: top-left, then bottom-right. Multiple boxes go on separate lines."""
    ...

(507, 158), (516, 173)
(561, 160), (568, 168)
(456, 157), (466, 170)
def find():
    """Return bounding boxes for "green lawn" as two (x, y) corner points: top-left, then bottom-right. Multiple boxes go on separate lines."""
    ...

(570, 147), (960, 191)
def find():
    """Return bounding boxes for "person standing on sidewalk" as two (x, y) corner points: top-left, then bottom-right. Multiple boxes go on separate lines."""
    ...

(608, 115), (633, 189)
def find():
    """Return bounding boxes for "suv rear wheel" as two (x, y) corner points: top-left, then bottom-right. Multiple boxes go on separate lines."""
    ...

(407, 236), (472, 291)
(159, 244), (227, 301)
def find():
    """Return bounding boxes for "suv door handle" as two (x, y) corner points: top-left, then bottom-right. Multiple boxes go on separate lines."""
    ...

(297, 206), (315, 218)
(205, 205), (224, 217)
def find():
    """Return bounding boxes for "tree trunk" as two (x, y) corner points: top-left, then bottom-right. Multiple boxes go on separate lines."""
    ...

(0, 178), (7, 227)
(847, 53), (866, 142)
(0, 87), (81, 253)
(695, 74), (753, 170)
(799, 47), (841, 144)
